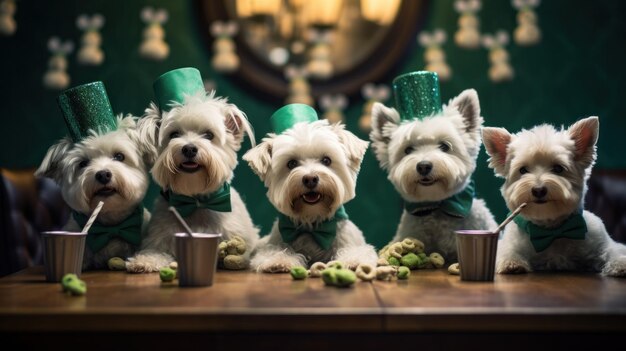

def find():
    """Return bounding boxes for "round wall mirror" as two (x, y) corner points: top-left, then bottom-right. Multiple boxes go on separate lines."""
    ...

(195, 0), (430, 101)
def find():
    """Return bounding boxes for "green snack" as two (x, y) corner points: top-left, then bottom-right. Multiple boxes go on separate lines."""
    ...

(400, 252), (421, 269)
(334, 269), (357, 287)
(61, 273), (87, 296)
(290, 266), (308, 280)
(397, 266), (411, 279)
(159, 267), (176, 282)
(107, 257), (126, 271)
(326, 260), (343, 269)
(321, 268), (338, 286)
(387, 256), (400, 266)
(223, 255), (247, 270)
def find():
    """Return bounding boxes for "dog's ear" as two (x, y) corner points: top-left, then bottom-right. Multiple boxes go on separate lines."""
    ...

(243, 136), (274, 181)
(333, 124), (369, 176)
(482, 127), (511, 177)
(447, 89), (483, 137)
(35, 136), (74, 183)
(223, 103), (256, 148)
(370, 102), (400, 170)
(567, 116), (599, 169)
(136, 103), (162, 166)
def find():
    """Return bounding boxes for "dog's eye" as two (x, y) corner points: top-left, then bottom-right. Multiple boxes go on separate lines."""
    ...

(438, 142), (450, 152)
(113, 152), (125, 162)
(204, 131), (214, 140)
(78, 160), (89, 168)
(552, 165), (564, 174)
(287, 159), (299, 170)
(169, 131), (180, 139)
(321, 156), (332, 166)
(519, 166), (529, 174)
(404, 146), (414, 155)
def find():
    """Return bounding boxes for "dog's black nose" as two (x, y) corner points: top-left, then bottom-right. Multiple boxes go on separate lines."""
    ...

(182, 144), (198, 158)
(95, 170), (112, 184)
(302, 175), (319, 189)
(416, 161), (433, 176)
(532, 186), (548, 198)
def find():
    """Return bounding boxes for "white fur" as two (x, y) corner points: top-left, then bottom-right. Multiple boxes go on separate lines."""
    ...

(35, 115), (151, 269)
(370, 89), (497, 262)
(243, 120), (377, 272)
(126, 91), (259, 272)
(483, 117), (626, 277)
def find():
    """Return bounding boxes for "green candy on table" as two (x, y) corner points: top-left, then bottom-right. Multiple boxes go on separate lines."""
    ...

(387, 256), (401, 266)
(400, 252), (421, 269)
(290, 266), (308, 280)
(61, 273), (87, 296)
(322, 267), (356, 287)
(397, 266), (411, 279)
(107, 257), (126, 271)
(159, 267), (176, 282)
(321, 267), (338, 286)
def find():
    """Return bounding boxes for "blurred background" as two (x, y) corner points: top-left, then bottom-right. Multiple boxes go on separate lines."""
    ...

(1, 0), (625, 262)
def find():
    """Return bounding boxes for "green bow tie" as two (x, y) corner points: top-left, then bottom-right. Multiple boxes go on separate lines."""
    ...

(163, 183), (232, 217)
(278, 206), (349, 250)
(514, 210), (587, 252)
(405, 180), (475, 218)
(72, 205), (144, 253)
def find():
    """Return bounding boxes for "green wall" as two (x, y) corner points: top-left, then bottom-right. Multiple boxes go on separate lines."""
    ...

(1, 0), (625, 249)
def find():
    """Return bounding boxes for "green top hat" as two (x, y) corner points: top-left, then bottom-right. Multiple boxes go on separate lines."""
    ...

(392, 71), (442, 121)
(270, 104), (319, 134)
(153, 67), (205, 112)
(57, 81), (117, 142)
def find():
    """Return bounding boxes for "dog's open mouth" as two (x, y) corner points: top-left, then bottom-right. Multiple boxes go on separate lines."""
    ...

(94, 187), (116, 197)
(533, 199), (548, 204)
(180, 161), (201, 173)
(302, 191), (322, 205)
(418, 177), (436, 186)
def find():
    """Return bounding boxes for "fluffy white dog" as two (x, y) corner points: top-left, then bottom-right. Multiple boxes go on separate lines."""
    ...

(36, 115), (151, 270)
(482, 116), (626, 276)
(126, 90), (259, 272)
(243, 105), (377, 272)
(370, 88), (497, 263)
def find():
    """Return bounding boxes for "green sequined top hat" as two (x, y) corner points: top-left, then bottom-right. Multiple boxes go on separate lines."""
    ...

(153, 67), (205, 112)
(392, 71), (442, 121)
(270, 103), (319, 134)
(57, 81), (117, 142)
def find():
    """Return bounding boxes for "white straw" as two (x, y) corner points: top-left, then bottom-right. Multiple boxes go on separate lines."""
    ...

(82, 201), (104, 233)
(168, 206), (194, 237)
(493, 202), (527, 234)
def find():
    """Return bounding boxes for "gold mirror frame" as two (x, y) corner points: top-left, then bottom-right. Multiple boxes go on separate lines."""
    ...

(194, 0), (430, 100)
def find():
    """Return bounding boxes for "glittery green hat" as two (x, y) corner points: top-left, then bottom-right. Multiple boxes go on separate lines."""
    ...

(153, 67), (205, 111)
(392, 71), (442, 120)
(57, 81), (117, 142)
(270, 104), (319, 134)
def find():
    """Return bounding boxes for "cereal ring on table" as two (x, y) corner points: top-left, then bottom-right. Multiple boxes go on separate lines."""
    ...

(355, 263), (376, 281)
(448, 262), (460, 275)
(401, 238), (416, 254)
(388, 242), (404, 259)
(309, 262), (327, 277)
(376, 257), (389, 266)
(429, 253), (445, 268)
(404, 237), (425, 253)
(378, 243), (391, 257)
(376, 266), (397, 281)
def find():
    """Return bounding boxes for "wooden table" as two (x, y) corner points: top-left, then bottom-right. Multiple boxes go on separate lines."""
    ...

(1, 266), (625, 350)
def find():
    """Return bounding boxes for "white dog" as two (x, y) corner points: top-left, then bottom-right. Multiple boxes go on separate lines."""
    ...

(243, 105), (377, 272)
(126, 91), (259, 272)
(36, 115), (151, 270)
(482, 117), (626, 276)
(370, 89), (497, 262)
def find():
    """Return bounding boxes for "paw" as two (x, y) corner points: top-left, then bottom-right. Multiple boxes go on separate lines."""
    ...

(126, 259), (160, 273)
(602, 257), (626, 277)
(259, 261), (293, 273)
(125, 252), (172, 273)
(496, 259), (531, 274)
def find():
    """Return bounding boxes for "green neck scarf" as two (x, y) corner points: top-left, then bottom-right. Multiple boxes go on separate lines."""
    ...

(72, 205), (144, 253)
(514, 209), (587, 253)
(162, 183), (232, 218)
(405, 180), (475, 218)
(278, 206), (349, 250)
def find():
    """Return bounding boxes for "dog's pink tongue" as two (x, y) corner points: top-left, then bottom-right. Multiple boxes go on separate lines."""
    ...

(303, 192), (321, 203)
(182, 162), (199, 169)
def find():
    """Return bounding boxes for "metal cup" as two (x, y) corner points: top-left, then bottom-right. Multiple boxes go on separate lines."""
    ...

(455, 230), (499, 281)
(41, 231), (87, 282)
(175, 233), (222, 287)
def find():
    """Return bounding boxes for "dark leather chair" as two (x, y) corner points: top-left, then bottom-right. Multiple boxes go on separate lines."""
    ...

(0, 169), (70, 277)
(585, 170), (626, 244)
